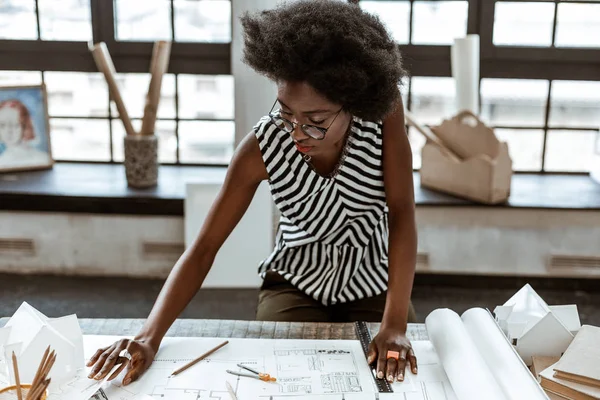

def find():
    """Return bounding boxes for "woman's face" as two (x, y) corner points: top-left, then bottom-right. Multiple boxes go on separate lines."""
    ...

(276, 81), (352, 158)
(0, 107), (22, 146)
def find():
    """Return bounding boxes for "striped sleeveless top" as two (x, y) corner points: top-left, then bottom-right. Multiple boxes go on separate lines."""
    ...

(254, 115), (389, 306)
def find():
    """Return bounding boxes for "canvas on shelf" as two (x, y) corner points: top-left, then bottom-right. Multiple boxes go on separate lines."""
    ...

(0, 84), (53, 172)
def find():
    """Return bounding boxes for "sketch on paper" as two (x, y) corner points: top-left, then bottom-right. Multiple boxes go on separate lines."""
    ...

(72, 336), (457, 400)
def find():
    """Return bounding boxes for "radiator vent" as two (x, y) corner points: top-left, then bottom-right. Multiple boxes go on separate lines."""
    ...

(0, 238), (35, 256)
(142, 242), (185, 260)
(550, 255), (600, 270)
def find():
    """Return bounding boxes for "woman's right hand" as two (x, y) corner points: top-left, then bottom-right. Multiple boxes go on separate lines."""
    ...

(86, 338), (157, 385)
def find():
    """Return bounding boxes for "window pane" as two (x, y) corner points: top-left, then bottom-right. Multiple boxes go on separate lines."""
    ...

(555, 3), (600, 48)
(44, 72), (109, 117)
(178, 75), (234, 120)
(112, 120), (177, 163)
(50, 118), (110, 161)
(360, 1), (410, 44)
(400, 76), (410, 109)
(493, 2), (555, 47)
(495, 129), (544, 171)
(545, 130), (598, 172)
(111, 73), (176, 120)
(410, 77), (455, 124)
(412, 1), (468, 45)
(480, 79), (549, 127)
(0, 71), (42, 86)
(174, 0), (231, 43)
(115, 0), (171, 41)
(550, 81), (600, 128)
(407, 127), (426, 170)
(38, 0), (92, 41)
(0, 0), (37, 39)
(179, 120), (234, 164)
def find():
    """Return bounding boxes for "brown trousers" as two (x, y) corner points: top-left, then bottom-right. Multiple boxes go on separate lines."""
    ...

(255, 271), (417, 323)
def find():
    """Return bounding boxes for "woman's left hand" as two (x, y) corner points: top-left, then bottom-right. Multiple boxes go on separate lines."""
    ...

(367, 325), (418, 383)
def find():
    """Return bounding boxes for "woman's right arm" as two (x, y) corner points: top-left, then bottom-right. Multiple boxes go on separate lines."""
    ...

(87, 131), (269, 384)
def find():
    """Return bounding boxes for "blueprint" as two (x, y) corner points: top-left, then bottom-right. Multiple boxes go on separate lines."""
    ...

(0, 335), (457, 400)
(76, 336), (456, 400)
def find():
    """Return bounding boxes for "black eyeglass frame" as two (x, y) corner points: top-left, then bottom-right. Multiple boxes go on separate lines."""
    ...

(268, 99), (343, 140)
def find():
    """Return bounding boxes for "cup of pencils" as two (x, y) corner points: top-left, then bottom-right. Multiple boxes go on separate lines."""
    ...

(0, 384), (47, 400)
(123, 134), (159, 188)
(0, 348), (55, 400)
(90, 40), (171, 189)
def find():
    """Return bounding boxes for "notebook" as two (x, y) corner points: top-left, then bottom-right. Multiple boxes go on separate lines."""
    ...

(540, 363), (600, 400)
(553, 325), (600, 388)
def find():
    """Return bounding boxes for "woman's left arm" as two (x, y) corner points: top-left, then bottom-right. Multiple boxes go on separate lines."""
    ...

(367, 98), (418, 383)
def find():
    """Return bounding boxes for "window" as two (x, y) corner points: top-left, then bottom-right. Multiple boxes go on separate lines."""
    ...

(1, 0), (598, 171)
(398, 0), (600, 172)
(0, 0), (233, 165)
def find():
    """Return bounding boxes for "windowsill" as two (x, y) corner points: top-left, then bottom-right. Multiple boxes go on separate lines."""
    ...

(0, 163), (599, 215)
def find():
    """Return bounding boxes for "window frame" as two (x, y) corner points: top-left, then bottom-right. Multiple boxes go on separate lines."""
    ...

(0, 0), (598, 172)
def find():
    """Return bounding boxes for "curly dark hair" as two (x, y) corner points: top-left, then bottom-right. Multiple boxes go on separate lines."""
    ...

(240, 0), (406, 121)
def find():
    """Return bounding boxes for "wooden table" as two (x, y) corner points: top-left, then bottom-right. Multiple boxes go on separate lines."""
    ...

(0, 318), (429, 340)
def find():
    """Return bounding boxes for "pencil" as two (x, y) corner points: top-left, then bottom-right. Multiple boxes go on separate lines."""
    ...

(29, 345), (50, 394)
(12, 352), (23, 400)
(170, 340), (229, 376)
(225, 381), (238, 400)
(29, 346), (51, 396)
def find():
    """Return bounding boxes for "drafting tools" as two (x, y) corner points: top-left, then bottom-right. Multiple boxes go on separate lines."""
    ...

(226, 364), (277, 382)
(355, 321), (393, 393)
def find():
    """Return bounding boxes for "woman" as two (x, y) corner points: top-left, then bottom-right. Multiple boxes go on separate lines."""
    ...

(88, 0), (418, 387)
(0, 99), (50, 168)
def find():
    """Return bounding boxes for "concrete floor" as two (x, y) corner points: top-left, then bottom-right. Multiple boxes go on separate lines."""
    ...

(1, 273), (599, 326)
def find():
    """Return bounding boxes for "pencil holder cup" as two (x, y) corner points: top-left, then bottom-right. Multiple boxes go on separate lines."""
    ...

(0, 384), (48, 400)
(124, 134), (159, 188)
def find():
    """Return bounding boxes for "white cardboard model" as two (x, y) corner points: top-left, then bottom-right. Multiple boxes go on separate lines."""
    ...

(0, 302), (84, 385)
(493, 284), (581, 366)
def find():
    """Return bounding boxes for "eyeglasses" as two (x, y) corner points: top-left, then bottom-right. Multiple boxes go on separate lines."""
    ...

(268, 99), (343, 140)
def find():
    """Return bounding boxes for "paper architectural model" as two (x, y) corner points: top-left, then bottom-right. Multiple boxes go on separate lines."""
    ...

(0, 302), (84, 385)
(494, 284), (581, 366)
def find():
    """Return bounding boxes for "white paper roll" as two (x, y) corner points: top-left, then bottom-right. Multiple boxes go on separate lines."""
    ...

(426, 308), (506, 400)
(451, 34), (480, 115)
(461, 308), (549, 400)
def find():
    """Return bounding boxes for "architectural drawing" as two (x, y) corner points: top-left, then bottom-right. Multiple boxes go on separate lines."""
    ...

(73, 336), (456, 400)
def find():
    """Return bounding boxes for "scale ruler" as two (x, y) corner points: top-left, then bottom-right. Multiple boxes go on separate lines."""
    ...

(355, 321), (393, 393)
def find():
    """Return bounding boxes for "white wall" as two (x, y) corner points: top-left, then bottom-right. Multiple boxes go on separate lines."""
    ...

(231, 0), (278, 147)
(1, 207), (599, 283)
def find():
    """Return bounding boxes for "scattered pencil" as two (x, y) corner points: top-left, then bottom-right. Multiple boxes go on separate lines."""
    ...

(170, 340), (229, 376)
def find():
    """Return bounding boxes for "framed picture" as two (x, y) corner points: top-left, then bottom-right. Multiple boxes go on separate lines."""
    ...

(0, 84), (53, 173)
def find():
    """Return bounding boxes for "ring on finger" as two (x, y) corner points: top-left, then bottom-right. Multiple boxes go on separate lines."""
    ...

(386, 350), (400, 360)
(119, 349), (132, 361)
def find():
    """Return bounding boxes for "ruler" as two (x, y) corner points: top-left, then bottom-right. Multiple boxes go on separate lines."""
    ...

(354, 321), (393, 393)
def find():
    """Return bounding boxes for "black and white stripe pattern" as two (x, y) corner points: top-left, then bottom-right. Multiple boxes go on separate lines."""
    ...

(254, 115), (389, 305)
